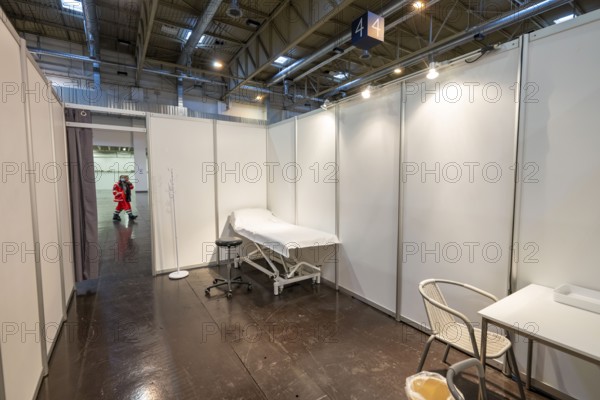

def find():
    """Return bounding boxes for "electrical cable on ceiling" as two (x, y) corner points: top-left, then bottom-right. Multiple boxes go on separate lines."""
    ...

(465, 45), (495, 63)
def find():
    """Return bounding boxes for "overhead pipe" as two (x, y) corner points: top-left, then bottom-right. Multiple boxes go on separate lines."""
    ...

(27, 48), (322, 102)
(293, 0), (444, 83)
(28, 48), (227, 86)
(81, 0), (101, 86)
(320, 0), (571, 98)
(267, 0), (413, 86)
(177, 0), (223, 67)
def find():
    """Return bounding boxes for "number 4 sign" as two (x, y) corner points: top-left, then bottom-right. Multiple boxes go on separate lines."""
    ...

(351, 11), (385, 50)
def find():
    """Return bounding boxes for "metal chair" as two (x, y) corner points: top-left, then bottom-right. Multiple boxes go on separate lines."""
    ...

(446, 358), (488, 400)
(417, 279), (525, 400)
(205, 237), (252, 299)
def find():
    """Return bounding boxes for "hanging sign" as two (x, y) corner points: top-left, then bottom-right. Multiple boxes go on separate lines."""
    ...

(351, 11), (385, 50)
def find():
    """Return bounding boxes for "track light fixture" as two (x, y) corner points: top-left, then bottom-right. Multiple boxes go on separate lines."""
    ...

(426, 62), (439, 79)
(361, 85), (372, 99)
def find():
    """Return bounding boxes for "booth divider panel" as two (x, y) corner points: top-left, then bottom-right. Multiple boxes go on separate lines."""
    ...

(266, 120), (295, 223)
(296, 110), (337, 283)
(27, 60), (64, 354)
(0, 22), (44, 400)
(515, 15), (600, 399)
(51, 100), (74, 302)
(400, 46), (520, 326)
(215, 121), (267, 236)
(338, 89), (401, 313)
(149, 115), (216, 270)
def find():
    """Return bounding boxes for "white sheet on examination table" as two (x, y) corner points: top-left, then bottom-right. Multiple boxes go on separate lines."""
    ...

(230, 208), (339, 258)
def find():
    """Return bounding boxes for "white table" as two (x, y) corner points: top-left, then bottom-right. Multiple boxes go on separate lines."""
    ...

(479, 284), (600, 390)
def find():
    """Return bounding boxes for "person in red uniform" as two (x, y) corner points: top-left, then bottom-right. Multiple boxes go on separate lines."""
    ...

(113, 175), (137, 221)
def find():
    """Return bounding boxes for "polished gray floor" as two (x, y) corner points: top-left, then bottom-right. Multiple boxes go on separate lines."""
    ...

(36, 191), (549, 400)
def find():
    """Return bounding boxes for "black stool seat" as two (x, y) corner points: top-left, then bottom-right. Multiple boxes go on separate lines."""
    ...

(216, 236), (243, 247)
(205, 236), (251, 299)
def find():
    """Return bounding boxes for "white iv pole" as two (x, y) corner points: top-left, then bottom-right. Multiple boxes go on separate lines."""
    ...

(168, 169), (189, 280)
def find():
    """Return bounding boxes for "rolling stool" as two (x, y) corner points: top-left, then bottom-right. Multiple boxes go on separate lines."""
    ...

(205, 237), (252, 299)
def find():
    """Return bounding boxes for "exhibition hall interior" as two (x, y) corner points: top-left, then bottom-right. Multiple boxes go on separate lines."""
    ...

(2, 0), (600, 399)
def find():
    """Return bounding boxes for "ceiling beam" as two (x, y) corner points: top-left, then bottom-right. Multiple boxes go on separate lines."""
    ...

(226, 0), (356, 97)
(135, 0), (159, 85)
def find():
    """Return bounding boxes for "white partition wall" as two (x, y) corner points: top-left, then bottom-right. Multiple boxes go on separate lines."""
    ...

(296, 110), (336, 233)
(266, 119), (295, 223)
(215, 121), (267, 235)
(148, 115), (217, 272)
(0, 22), (44, 400)
(338, 88), (401, 314)
(295, 110), (337, 282)
(26, 59), (65, 355)
(514, 13), (600, 399)
(400, 43), (520, 325)
(51, 100), (75, 304)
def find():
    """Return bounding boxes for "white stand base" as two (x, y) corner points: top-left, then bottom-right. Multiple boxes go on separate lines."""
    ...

(168, 270), (189, 280)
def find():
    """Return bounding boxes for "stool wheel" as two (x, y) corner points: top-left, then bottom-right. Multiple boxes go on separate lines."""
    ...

(212, 279), (218, 284)
(247, 285), (253, 292)
(204, 289), (210, 297)
(226, 291), (233, 299)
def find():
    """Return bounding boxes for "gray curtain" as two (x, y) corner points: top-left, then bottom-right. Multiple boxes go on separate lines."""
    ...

(66, 109), (99, 282)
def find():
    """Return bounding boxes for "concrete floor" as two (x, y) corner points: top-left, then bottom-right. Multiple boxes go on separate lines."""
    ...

(36, 192), (549, 400)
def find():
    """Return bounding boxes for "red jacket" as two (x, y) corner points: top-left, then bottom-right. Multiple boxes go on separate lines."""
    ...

(113, 181), (134, 202)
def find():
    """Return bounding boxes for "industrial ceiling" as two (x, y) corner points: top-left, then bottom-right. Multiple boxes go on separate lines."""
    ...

(0, 0), (596, 114)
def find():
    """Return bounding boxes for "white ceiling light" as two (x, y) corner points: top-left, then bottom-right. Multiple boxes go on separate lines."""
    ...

(213, 60), (223, 68)
(274, 55), (292, 66)
(361, 86), (372, 99)
(394, 67), (402, 74)
(332, 72), (348, 80)
(413, 1), (425, 10)
(426, 63), (439, 80)
(553, 14), (574, 24)
(185, 32), (207, 47)
(61, 0), (82, 13)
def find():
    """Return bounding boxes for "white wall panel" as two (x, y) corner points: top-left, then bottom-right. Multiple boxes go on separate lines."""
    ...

(148, 115), (216, 271)
(267, 120), (295, 223)
(515, 14), (600, 399)
(296, 110), (336, 233)
(339, 88), (401, 313)
(27, 59), (64, 354)
(216, 121), (267, 235)
(400, 45), (519, 325)
(51, 100), (74, 304)
(296, 110), (337, 282)
(0, 24), (44, 400)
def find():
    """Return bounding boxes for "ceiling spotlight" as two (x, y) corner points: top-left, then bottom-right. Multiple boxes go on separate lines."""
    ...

(413, 1), (425, 10)
(226, 0), (243, 18)
(320, 99), (331, 110)
(213, 60), (223, 68)
(394, 67), (402, 74)
(255, 95), (263, 101)
(359, 49), (371, 60)
(333, 46), (344, 55)
(361, 85), (372, 99)
(426, 63), (439, 80)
